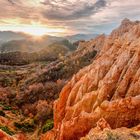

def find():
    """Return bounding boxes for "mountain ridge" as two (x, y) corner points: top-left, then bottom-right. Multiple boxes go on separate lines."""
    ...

(42, 18), (140, 140)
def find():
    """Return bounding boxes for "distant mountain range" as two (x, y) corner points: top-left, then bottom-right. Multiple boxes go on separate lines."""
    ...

(0, 31), (98, 42)
(0, 31), (30, 42)
(0, 31), (98, 53)
(0, 37), (76, 53)
(66, 34), (98, 42)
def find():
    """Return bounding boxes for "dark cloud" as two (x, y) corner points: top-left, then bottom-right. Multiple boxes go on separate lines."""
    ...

(42, 0), (106, 20)
(7, 0), (15, 5)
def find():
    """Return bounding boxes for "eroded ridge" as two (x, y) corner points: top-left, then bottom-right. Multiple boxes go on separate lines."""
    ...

(42, 19), (140, 140)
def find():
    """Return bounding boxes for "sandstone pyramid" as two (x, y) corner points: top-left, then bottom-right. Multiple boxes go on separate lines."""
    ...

(41, 18), (140, 140)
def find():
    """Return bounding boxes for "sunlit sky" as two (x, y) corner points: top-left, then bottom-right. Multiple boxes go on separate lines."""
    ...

(0, 0), (140, 36)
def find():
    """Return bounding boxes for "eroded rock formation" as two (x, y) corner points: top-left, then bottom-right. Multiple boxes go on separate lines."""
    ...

(42, 19), (140, 140)
(81, 118), (140, 140)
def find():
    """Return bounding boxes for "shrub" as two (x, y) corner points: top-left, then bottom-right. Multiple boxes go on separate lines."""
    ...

(0, 110), (5, 117)
(14, 119), (35, 132)
(34, 100), (53, 122)
(107, 131), (119, 140)
(0, 126), (15, 135)
(3, 105), (12, 110)
(11, 110), (18, 115)
(42, 119), (54, 133)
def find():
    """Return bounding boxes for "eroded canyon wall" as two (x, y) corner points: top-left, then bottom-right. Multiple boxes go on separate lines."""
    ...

(42, 18), (140, 140)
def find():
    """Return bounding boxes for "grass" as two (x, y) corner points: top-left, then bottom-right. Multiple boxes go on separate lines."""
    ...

(0, 126), (15, 135)
(14, 119), (35, 132)
(0, 102), (13, 111)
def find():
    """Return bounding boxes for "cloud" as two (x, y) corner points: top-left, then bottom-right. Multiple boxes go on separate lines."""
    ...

(0, 0), (140, 35)
(7, 0), (15, 5)
(41, 0), (106, 20)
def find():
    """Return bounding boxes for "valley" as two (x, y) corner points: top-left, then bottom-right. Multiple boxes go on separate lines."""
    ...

(0, 33), (99, 139)
(0, 0), (140, 139)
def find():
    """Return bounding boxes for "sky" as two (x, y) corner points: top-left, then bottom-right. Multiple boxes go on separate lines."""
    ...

(0, 0), (140, 36)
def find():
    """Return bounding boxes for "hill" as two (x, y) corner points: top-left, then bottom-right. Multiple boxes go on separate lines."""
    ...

(0, 31), (29, 42)
(0, 36), (74, 53)
(0, 39), (77, 65)
(0, 32), (98, 53)
(66, 34), (99, 42)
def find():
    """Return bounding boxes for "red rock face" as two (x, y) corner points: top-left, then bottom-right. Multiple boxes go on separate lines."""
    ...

(42, 19), (140, 140)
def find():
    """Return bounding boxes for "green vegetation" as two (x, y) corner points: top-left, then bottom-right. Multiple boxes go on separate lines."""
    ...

(107, 131), (119, 140)
(0, 102), (18, 115)
(0, 103), (12, 110)
(42, 119), (54, 133)
(0, 126), (15, 135)
(3, 105), (12, 110)
(14, 120), (35, 132)
(61, 39), (77, 51)
(0, 77), (13, 87)
(0, 110), (5, 117)
(11, 109), (18, 115)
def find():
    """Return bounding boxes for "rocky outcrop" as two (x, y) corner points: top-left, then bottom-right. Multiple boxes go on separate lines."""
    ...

(81, 118), (140, 140)
(77, 34), (105, 52)
(42, 19), (140, 140)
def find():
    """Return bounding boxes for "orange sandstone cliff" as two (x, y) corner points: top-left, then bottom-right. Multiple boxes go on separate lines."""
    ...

(42, 18), (140, 140)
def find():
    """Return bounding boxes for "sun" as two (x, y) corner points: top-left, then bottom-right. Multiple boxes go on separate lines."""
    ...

(21, 22), (59, 36)
(0, 20), (66, 37)
(21, 26), (50, 36)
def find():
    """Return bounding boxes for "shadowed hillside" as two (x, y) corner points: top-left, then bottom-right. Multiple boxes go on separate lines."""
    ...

(0, 40), (77, 65)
